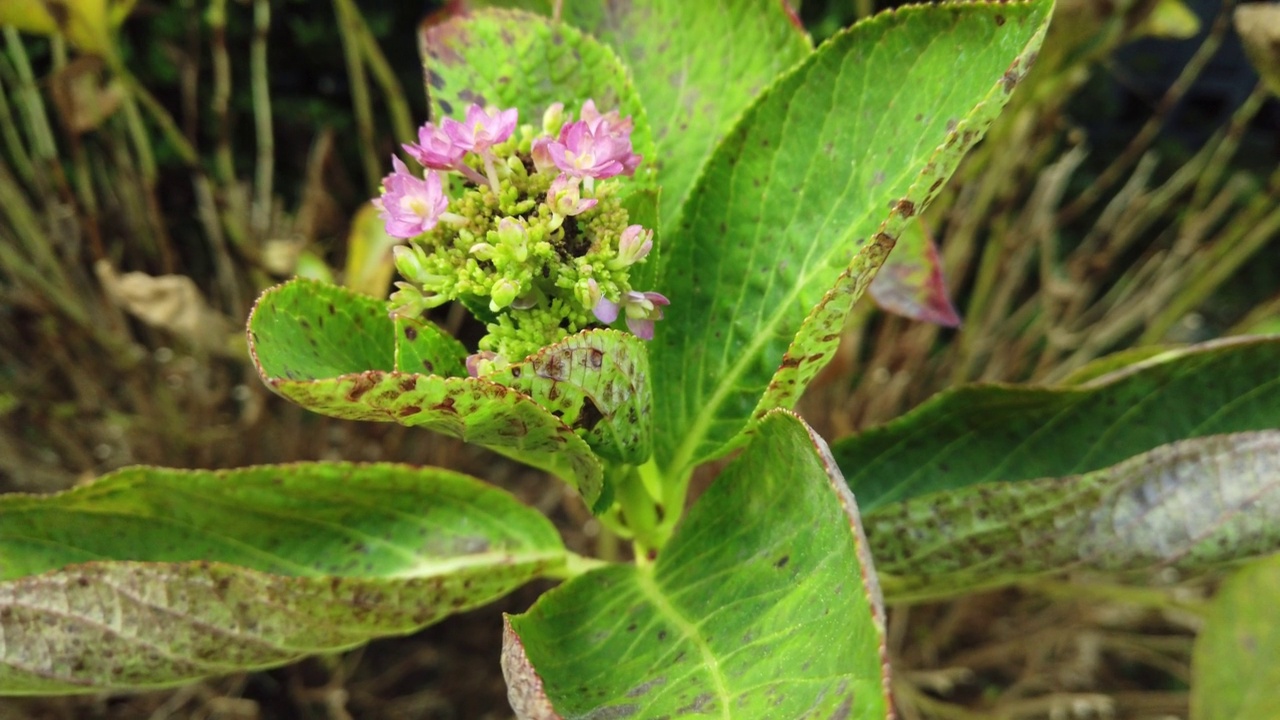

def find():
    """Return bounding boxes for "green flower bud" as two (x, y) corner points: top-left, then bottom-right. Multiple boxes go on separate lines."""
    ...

(490, 277), (520, 311)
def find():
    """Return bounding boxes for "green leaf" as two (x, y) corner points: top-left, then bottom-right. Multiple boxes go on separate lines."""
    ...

(866, 431), (1280, 602)
(502, 411), (891, 719)
(0, 462), (566, 695)
(485, 330), (653, 465)
(834, 335), (1280, 511)
(419, 8), (656, 195)
(652, 0), (1053, 478)
(561, 0), (812, 233)
(248, 279), (607, 510)
(1191, 553), (1280, 720)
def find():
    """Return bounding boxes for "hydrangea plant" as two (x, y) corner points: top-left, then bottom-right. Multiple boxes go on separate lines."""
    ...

(5, 1), (1280, 717)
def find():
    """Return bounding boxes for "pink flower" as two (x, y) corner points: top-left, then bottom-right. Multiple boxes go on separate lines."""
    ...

(545, 115), (641, 180)
(377, 157), (448, 238)
(547, 174), (597, 216)
(591, 290), (669, 340)
(403, 122), (465, 170)
(531, 137), (556, 174)
(442, 104), (518, 154)
(466, 351), (499, 377)
(613, 224), (653, 267)
(579, 99), (633, 136)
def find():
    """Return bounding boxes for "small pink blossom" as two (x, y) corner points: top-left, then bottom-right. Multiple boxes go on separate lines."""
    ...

(613, 224), (653, 267)
(466, 351), (499, 377)
(377, 157), (448, 238)
(545, 117), (641, 180)
(620, 291), (669, 339)
(546, 121), (639, 180)
(531, 137), (556, 174)
(591, 289), (669, 340)
(592, 295), (619, 324)
(547, 174), (598, 216)
(442, 104), (518, 154)
(579, 99), (633, 136)
(403, 122), (465, 169)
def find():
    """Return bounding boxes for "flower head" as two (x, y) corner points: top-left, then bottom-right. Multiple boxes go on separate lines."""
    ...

(443, 104), (518, 154)
(377, 157), (448, 238)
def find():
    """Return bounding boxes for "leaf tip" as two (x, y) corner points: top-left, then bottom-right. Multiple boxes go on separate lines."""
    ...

(501, 615), (563, 720)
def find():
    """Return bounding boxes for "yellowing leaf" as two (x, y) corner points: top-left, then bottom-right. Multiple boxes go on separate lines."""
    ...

(343, 202), (401, 298)
(0, 0), (137, 56)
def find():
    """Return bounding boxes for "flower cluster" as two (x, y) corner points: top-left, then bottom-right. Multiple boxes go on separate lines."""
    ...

(375, 101), (667, 372)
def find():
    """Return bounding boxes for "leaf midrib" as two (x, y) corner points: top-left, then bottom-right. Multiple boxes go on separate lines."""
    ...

(634, 565), (732, 718)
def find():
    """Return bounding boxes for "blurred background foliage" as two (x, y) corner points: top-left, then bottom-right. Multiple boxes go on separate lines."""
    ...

(1, 0), (1278, 717)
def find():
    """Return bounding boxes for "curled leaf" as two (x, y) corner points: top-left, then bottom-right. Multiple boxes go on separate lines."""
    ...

(248, 278), (608, 510)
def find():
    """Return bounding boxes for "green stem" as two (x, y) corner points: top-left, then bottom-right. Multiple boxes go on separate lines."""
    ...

(342, 0), (414, 142)
(332, 0), (382, 193)
(616, 466), (663, 561)
(251, 0), (275, 239)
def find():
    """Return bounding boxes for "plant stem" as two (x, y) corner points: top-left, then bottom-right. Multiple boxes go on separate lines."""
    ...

(333, 0), (382, 193)
(339, 0), (414, 142)
(251, 0), (275, 240)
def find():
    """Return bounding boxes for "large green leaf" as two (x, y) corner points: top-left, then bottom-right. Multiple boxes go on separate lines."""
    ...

(1191, 552), (1280, 720)
(652, 1), (1053, 479)
(501, 411), (891, 719)
(419, 8), (656, 193)
(0, 462), (566, 695)
(485, 330), (653, 465)
(866, 431), (1280, 602)
(834, 335), (1280, 511)
(248, 279), (608, 510)
(561, 0), (812, 233)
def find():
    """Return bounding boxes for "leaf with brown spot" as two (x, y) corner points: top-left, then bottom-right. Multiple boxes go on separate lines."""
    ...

(652, 0), (1053, 479)
(248, 279), (607, 510)
(502, 412), (890, 719)
(394, 315), (467, 376)
(0, 462), (566, 695)
(867, 431), (1280, 603)
(485, 330), (653, 465)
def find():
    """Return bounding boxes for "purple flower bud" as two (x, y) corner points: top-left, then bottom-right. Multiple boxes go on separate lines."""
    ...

(531, 137), (556, 174)
(466, 351), (499, 377)
(377, 157), (448, 239)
